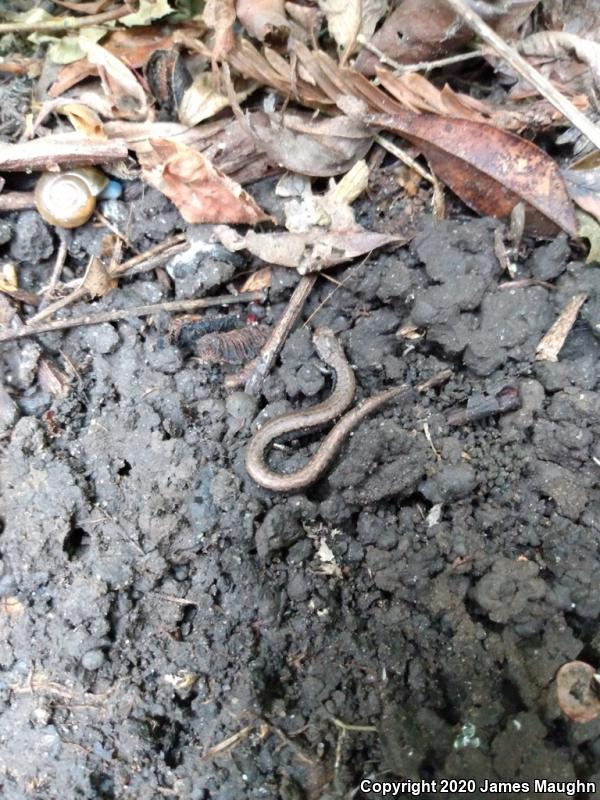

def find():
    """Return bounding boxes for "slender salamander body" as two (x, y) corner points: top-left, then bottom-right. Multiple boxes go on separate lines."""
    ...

(245, 327), (405, 492)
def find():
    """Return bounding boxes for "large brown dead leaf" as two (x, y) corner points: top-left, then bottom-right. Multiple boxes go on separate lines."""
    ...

(139, 139), (271, 224)
(215, 225), (400, 273)
(370, 112), (577, 235)
(244, 110), (373, 177)
(293, 45), (576, 235)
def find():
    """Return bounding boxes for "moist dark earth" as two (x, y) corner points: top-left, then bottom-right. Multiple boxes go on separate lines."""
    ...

(2, 185), (600, 800)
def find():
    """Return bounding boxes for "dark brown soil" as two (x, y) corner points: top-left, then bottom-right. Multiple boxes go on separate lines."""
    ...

(2, 184), (600, 800)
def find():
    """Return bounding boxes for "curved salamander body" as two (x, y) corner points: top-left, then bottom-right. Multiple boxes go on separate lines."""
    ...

(245, 327), (403, 492)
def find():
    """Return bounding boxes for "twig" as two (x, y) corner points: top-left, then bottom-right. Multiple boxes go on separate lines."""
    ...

(374, 134), (435, 185)
(358, 34), (487, 74)
(0, 134), (128, 172)
(110, 234), (187, 276)
(0, 4), (131, 35)
(0, 191), (35, 212)
(443, 0), (600, 151)
(244, 274), (317, 396)
(535, 292), (587, 362)
(0, 291), (266, 343)
(44, 231), (69, 300)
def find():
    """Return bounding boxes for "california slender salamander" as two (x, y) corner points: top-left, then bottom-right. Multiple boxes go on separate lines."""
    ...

(245, 327), (406, 492)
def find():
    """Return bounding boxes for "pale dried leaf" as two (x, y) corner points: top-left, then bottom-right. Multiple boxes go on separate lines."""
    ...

(139, 139), (270, 224)
(82, 256), (118, 299)
(179, 74), (258, 126)
(215, 225), (399, 273)
(320, 0), (387, 54)
(122, 0), (174, 26)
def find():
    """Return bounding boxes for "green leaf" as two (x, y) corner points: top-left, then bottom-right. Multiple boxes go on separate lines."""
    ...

(29, 27), (106, 64)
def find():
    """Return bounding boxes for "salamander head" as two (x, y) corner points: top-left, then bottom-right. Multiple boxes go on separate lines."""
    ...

(312, 327), (343, 365)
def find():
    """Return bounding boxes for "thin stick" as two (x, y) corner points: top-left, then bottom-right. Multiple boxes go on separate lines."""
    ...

(358, 34), (486, 74)
(375, 134), (435, 185)
(0, 4), (131, 35)
(0, 291), (265, 343)
(443, 0), (600, 151)
(110, 234), (187, 276)
(535, 292), (587, 362)
(0, 134), (128, 172)
(44, 231), (69, 299)
(244, 274), (317, 396)
(0, 191), (35, 212)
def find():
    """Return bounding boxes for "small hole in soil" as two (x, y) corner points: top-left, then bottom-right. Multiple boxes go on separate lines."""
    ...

(118, 459), (132, 477)
(90, 771), (115, 799)
(63, 526), (90, 560)
(0, 517), (4, 535)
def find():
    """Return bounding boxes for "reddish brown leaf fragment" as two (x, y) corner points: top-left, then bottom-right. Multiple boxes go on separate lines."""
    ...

(139, 139), (270, 225)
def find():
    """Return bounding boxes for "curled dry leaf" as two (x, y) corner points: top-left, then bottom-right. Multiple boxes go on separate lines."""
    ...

(245, 110), (373, 177)
(319, 0), (388, 55)
(78, 39), (148, 119)
(215, 225), (400, 274)
(139, 138), (270, 225)
(556, 661), (600, 723)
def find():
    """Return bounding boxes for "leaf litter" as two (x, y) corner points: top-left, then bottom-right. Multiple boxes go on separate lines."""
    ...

(2, 2), (600, 793)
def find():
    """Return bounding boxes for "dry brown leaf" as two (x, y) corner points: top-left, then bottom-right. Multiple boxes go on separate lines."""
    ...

(372, 112), (577, 235)
(215, 225), (400, 273)
(355, 0), (472, 75)
(104, 27), (177, 69)
(245, 110), (373, 177)
(49, 60), (97, 98)
(240, 266), (272, 292)
(236, 0), (290, 41)
(38, 358), (71, 398)
(204, 0), (236, 63)
(139, 138), (270, 224)
(82, 256), (118, 298)
(78, 39), (148, 119)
